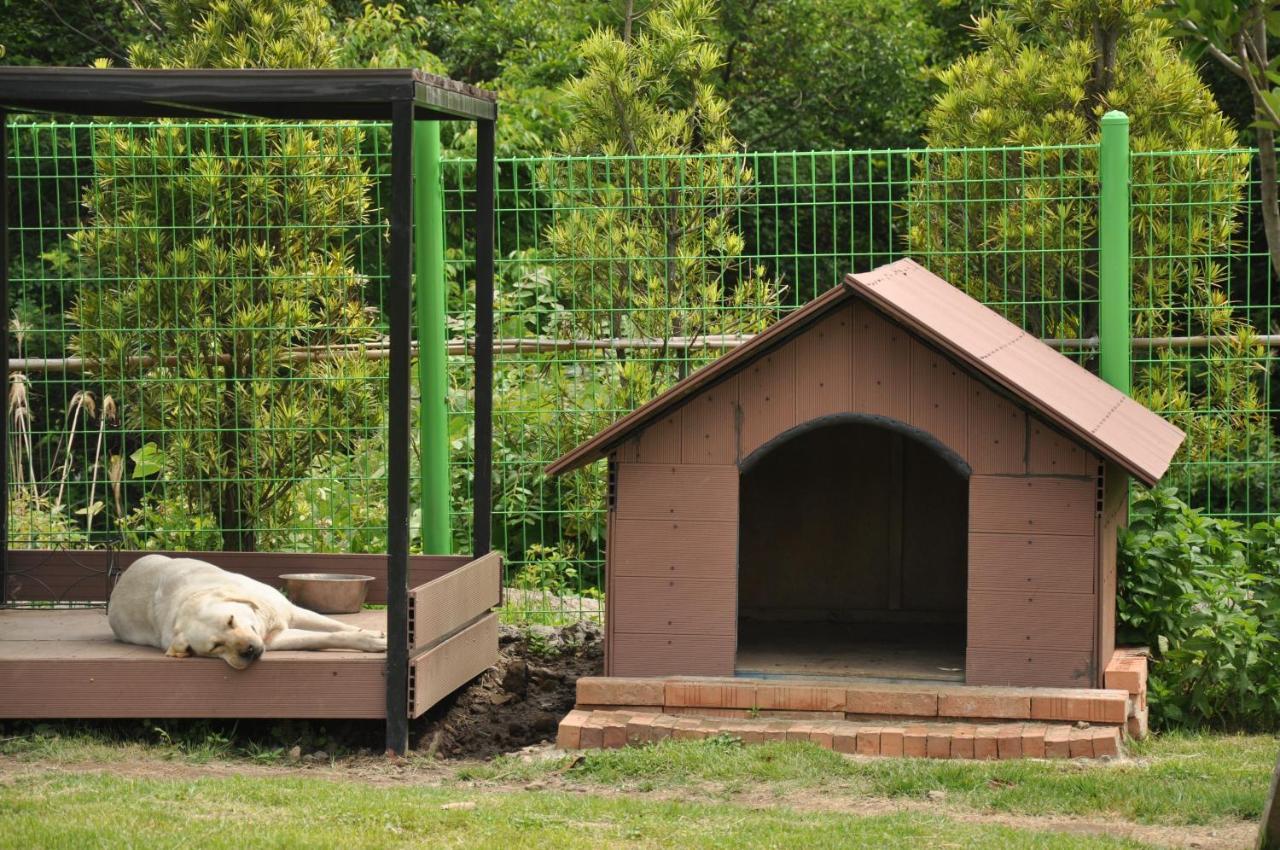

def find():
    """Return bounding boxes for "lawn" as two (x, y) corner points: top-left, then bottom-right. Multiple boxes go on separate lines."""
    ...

(0, 729), (1273, 849)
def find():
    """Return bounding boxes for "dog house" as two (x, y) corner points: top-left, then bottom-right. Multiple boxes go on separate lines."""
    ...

(549, 258), (1185, 689)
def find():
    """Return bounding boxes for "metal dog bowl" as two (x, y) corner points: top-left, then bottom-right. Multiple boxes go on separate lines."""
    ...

(278, 573), (375, 614)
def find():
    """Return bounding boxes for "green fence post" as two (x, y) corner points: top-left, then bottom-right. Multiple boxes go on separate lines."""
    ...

(414, 120), (452, 555)
(1098, 110), (1131, 395)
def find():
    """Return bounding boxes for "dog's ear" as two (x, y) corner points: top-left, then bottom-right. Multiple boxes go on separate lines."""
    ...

(164, 635), (191, 658)
(225, 596), (262, 615)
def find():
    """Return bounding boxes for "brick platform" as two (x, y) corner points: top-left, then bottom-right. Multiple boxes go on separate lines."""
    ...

(557, 709), (1122, 760)
(559, 650), (1149, 760)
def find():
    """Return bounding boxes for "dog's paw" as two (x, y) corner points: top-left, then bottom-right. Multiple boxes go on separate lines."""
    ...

(164, 645), (192, 658)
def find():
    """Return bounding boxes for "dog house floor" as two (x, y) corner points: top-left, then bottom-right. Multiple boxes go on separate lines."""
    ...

(0, 607), (390, 719)
(736, 621), (965, 682)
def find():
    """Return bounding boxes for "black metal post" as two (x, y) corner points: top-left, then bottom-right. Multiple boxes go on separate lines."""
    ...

(472, 117), (495, 558)
(385, 100), (413, 754)
(0, 110), (9, 607)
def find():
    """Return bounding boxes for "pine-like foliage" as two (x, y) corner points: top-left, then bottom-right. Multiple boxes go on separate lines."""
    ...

(910, 0), (1270, 513)
(69, 0), (383, 551)
(543, 0), (782, 409)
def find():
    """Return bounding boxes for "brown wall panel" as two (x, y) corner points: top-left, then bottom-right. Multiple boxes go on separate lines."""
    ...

(1028, 417), (1093, 476)
(852, 301), (912, 421)
(611, 518), (738, 580)
(1099, 461), (1127, 672)
(609, 632), (736, 677)
(969, 476), (1097, 536)
(627, 412), (683, 464)
(967, 384), (1027, 475)
(614, 463), (738, 522)
(968, 532), (1096, 594)
(968, 589), (1096, 651)
(910, 340), (970, 459)
(408, 552), (501, 653)
(795, 304), (854, 421)
(966, 647), (1097, 688)
(680, 375), (739, 465)
(739, 341), (798, 456)
(610, 577), (736, 635)
(409, 612), (498, 717)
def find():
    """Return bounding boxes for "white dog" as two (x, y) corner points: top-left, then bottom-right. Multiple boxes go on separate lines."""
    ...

(108, 555), (387, 669)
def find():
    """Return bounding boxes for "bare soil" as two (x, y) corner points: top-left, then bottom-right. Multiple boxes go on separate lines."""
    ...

(410, 621), (604, 759)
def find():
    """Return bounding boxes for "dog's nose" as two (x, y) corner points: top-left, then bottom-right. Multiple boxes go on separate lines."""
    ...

(240, 646), (262, 661)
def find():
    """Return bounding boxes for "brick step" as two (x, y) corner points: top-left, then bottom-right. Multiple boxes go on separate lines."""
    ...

(576, 676), (1132, 727)
(557, 709), (1123, 760)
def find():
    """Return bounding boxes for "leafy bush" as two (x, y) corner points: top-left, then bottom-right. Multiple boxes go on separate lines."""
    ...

(1117, 487), (1280, 730)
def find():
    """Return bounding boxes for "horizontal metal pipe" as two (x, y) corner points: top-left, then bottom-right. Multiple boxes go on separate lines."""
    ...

(7, 331), (1276, 374)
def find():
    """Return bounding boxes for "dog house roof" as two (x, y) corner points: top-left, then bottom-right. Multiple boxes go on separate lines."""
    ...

(547, 258), (1186, 487)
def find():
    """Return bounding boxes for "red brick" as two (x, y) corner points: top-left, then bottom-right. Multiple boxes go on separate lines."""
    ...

(756, 683), (846, 712)
(973, 726), (999, 760)
(809, 723), (837, 750)
(625, 713), (661, 744)
(1021, 725), (1047, 758)
(650, 714), (679, 741)
(761, 722), (790, 742)
(578, 704), (662, 713)
(938, 688), (1032, 720)
(903, 726), (929, 758)
(580, 715), (606, 750)
(1104, 655), (1147, 696)
(996, 725), (1023, 760)
(1091, 728), (1121, 759)
(1043, 726), (1070, 759)
(601, 715), (628, 749)
(1068, 728), (1093, 758)
(951, 725), (976, 759)
(666, 706), (750, 719)
(833, 728), (859, 754)
(846, 685), (938, 717)
(577, 677), (666, 708)
(760, 709), (846, 721)
(557, 709), (589, 749)
(1030, 691), (1129, 724)
(856, 727), (882, 756)
(665, 681), (757, 709)
(1126, 704), (1149, 740)
(672, 718), (705, 741)
(879, 727), (905, 757)
(926, 728), (952, 759)
(786, 722), (819, 743)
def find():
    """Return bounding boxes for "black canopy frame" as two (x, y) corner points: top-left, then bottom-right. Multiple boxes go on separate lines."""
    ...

(0, 67), (497, 754)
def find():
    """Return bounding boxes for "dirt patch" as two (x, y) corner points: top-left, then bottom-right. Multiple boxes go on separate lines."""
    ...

(411, 622), (603, 759)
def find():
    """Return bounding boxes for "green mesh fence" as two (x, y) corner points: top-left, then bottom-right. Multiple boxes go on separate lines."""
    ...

(6, 122), (1276, 623)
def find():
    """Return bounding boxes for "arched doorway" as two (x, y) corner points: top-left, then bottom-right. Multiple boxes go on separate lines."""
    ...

(737, 415), (969, 681)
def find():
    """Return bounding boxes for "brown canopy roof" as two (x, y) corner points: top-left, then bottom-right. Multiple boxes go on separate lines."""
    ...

(547, 258), (1185, 487)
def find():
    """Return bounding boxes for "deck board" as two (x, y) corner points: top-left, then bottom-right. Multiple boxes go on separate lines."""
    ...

(0, 608), (388, 718)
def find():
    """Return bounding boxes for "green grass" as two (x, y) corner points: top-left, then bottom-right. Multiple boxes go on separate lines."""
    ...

(461, 731), (1278, 826)
(0, 770), (1157, 849)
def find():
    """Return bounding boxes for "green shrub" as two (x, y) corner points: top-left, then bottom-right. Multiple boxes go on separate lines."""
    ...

(1117, 487), (1280, 730)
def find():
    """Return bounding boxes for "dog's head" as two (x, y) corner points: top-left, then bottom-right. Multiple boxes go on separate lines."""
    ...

(172, 594), (268, 669)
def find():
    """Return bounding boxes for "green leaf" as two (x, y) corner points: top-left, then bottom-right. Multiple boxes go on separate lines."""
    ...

(129, 442), (165, 479)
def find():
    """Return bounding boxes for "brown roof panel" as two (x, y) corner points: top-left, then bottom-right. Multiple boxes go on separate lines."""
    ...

(548, 257), (1186, 487)
(847, 259), (1185, 487)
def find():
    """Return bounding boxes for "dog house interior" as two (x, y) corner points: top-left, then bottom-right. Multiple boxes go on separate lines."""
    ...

(0, 68), (499, 754)
(737, 415), (969, 681)
(549, 258), (1185, 690)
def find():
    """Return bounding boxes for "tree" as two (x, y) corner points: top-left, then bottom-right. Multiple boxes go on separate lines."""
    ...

(1160, 1), (1280, 279)
(69, 0), (383, 551)
(718, 0), (941, 152)
(545, 0), (782, 407)
(913, 0), (1271, 514)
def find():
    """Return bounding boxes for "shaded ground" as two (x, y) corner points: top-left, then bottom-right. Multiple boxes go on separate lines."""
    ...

(412, 622), (603, 759)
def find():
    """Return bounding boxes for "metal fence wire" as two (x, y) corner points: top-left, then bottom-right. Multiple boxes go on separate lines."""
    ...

(7, 121), (1276, 623)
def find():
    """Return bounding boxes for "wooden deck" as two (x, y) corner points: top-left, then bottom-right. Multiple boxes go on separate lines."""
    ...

(0, 550), (504, 720)
(0, 607), (390, 718)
